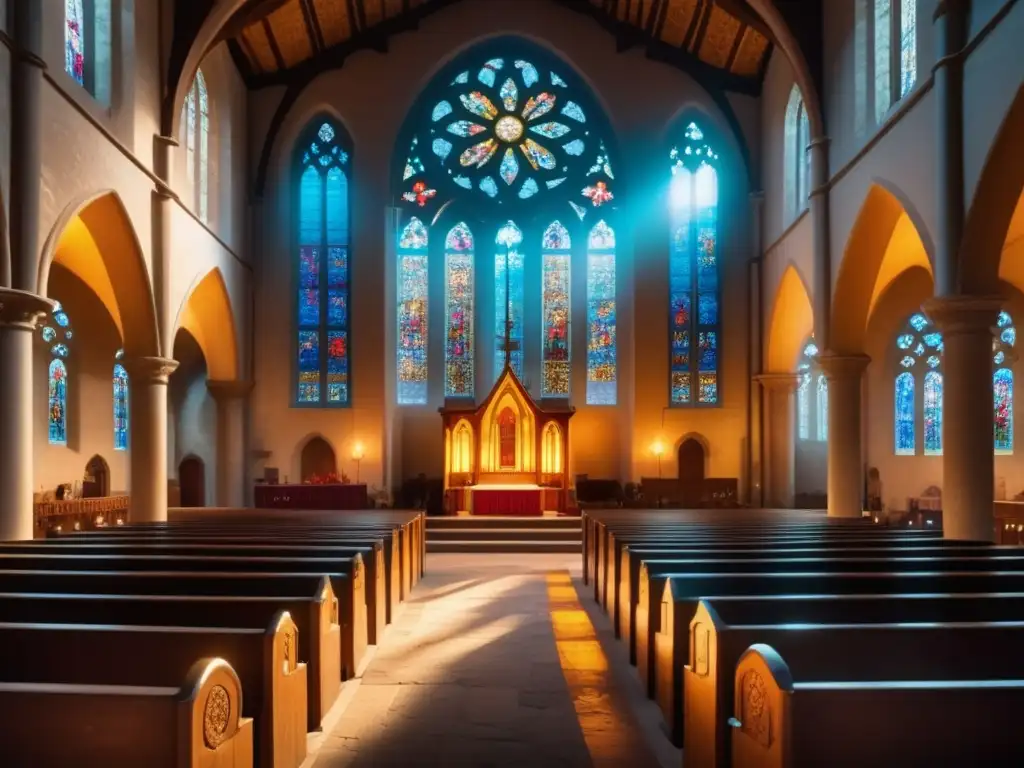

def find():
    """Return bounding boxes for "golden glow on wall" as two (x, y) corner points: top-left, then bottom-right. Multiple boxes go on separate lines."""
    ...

(541, 421), (562, 474)
(867, 211), (932, 321)
(451, 420), (473, 473)
(479, 375), (536, 473)
(998, 193), (1024, 294)
(51, 216), (123, 337)
(765, 264), (813, 371)
(175, 267), (240, 381)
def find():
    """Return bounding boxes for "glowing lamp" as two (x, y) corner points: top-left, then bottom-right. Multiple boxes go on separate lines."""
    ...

(351, 442), (365, 461)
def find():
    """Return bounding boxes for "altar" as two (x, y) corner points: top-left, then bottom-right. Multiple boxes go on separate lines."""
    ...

(440, 364), (574, 516)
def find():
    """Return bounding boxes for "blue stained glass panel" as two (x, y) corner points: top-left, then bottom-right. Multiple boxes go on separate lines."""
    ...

(327, 332), (348, 403)
(398, 244), (429, 405)
(297, 331), (320, 403)
(698, 331), (717, 371)
(299, 289), (319, 326)
(995, 368), (1013, 453)
(328, 291), (346, 326)
(542, 243), (571, 398)
(65, 0), (85, 85)
(816, 375), (829, 441)
(494, 246), (525, 382)
(797, 374), (811, 440)
(895, 371), (915, 455)
(113, 363), (128, 451)
(923, 371), (943, 455)
(300, 167), (322, 244)
(327, 248), (347, 291)
(446, 229), (475, 397)
(587, 222), (616, 405)
(325, 168), (349, 245)
(49, 359), (68, 445)
(698, 294), (717, 325)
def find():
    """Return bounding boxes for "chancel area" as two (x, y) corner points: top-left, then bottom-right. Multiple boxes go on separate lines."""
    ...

(1, 0), (1024, 765)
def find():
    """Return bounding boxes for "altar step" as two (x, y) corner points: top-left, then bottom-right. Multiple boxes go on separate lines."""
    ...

(426, 516), (582, 553)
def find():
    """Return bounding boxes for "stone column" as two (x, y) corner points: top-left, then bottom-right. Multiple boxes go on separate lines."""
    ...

(924, 296), (1001, 541)
(207, 380), (252, 508)
(124, 356), (179, 523)
(818, 354), (870, 518)
(8, 1), (44, 290)
(932, 0), (968, 295)
(152, 137), (179, 351)
(808, 138), (831, 349)
(0, 289), (55, 540)
(756, 373), (800, 509)
(748, 192), (765, 507)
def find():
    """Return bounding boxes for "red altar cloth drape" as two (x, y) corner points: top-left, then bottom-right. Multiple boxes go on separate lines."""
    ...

(472, 489), (542, 516)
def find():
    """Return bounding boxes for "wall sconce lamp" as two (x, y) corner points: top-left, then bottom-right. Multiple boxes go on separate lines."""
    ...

(651, 440), (666, 479)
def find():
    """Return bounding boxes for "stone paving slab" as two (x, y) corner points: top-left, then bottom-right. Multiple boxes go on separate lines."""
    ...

(312, 553), (673, 768)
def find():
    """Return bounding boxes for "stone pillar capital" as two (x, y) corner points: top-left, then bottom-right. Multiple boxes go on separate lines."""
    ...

(755, 372), (801, 393)
(817, 353), (871, 380)
(922, 295), (1002, 336)
(207, 379), (254, 400)
(0, 289), (54, 330)
(122, 356), (179, 384)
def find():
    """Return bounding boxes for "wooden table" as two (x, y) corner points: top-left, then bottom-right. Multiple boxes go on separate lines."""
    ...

(254, 483), (369, 510)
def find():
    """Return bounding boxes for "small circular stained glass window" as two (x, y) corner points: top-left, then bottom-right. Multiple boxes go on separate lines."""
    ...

(42, 327), (56, 342)
(52, 344), (69, 358)
(54, 312), (70, 328)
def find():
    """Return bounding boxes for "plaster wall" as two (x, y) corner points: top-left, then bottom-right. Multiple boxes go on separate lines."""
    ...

(169, 334), (217, 504)
(249, 0), (754, 491)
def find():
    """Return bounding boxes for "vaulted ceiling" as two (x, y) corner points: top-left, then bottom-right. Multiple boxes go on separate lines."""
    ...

(219, 0), (784, 94)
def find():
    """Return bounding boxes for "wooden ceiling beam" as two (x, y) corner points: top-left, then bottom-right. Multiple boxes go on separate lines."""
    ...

(261, 17), (288, 70)
(298, 0), (325, 54)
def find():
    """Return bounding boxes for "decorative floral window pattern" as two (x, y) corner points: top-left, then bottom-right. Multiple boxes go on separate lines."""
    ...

(295, 120), (351, 407)
(669, 122), (721, 406)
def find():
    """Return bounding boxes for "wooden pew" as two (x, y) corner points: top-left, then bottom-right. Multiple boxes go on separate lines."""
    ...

(651, 570), (1024, 746)
(0, 611), (306, 768)
(0, 569), (362, 680)
(616, 542), (1002, 657)
(0, 539), (390, 647)
(0, 582), (340, 730)
(52, 531), (401, 628)
(0, 657), (254, 768)
(729, 644), (1024, 767)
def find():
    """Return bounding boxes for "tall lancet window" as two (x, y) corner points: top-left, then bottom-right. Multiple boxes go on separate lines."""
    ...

(445, 222), (475, 397)
(783, 86), (811, 225)
(495, 220), (525, 380)
(541, 221), (571, 397)
(295, 120), (351, 407)
(41, 302), (74, 446)
(669, 121), (721, 406)
(874, 0), (917, 122)
(796, 339), (827, 441)
(183, 70), (210, 222)
(113, 349), (128, 450)
(993, 311), (1016, 454)
(65, 0), (86, 85)
(397, 217), (428, 404)
(587, 220), (617, 405)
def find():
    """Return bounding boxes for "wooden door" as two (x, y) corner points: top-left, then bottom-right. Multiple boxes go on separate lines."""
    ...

(678, 439), (706, 484)
(179, 457), (205, 507)
(498, 408), (516, 469)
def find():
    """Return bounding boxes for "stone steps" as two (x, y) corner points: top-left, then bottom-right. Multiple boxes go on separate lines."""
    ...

(426, 516), (582, 553)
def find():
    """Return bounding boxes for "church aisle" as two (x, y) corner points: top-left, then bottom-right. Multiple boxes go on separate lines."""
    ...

(312, 553), (671, 767)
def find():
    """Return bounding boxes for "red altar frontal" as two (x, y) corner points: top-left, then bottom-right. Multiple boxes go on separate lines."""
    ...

(440, 366), (574, 516)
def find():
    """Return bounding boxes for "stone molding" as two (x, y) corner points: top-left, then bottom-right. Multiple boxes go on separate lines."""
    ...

(122, 356), (179, 384)
(0, 289), (55, 330)
(207, 380), (255, 400)
(817, 353), (871, 380)
(922, 295), (1002, 336)
(754, 372), (801, 392)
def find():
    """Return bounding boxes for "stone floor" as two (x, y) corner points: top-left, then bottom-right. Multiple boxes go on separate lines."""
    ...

(312, 553), (677, 767)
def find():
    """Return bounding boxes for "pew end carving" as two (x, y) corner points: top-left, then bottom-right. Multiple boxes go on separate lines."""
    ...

(728, 644), (791, 768)
(180, 657), (255, 768)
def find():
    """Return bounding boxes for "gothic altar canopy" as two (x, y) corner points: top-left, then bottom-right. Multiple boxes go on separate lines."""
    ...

(440, 365), (573, 516)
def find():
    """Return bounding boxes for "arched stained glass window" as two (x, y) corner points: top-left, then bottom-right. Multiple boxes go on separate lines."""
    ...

(669, 121), (720, 405)
(65, 0), (86, 85)
(41, 302), (74, 446)
(587, 221), (616, 405)
(994, 310), (1016, 454)
(894, 371), (915, 455)
(295, 120), (351, 407)
(816, 374), (829, 442)
(784, 87), (811, 224)
(923, 371), (943, 455)
(49, 360), (68, 446)
(796, 339), (826, 441)
(495, 220), (524, 380)
(397, 217), (428, 404)
(445, 222), (475, 397)
(184, 70), (210, 222)
(113, 350), (128, 451)
(541, 221), (571, 397)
